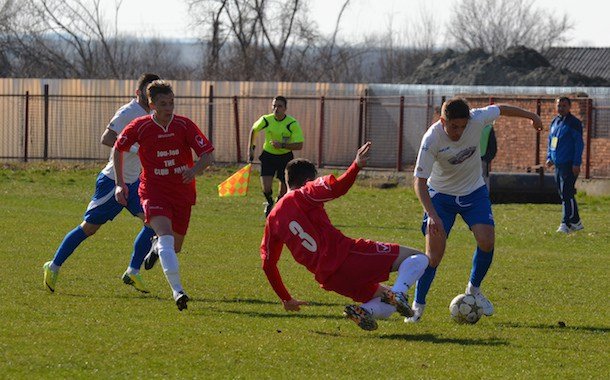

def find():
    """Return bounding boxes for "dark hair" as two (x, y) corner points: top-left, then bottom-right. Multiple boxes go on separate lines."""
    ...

(274, 96), (287, 107)
(556, 96), (571, 105)
(441, 97), (471, 120)
(147, 80), (173, 103)
(286, 158), (317, 188)
(137, 73), (160, 92)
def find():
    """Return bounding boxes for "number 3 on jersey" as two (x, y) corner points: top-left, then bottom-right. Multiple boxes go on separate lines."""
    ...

(289, 221), (317, 253)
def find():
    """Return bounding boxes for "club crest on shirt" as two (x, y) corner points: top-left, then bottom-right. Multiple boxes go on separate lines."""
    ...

(196, 135), (207, 148)
(448, 146), (476, 165)
(376, 243), (390, 254)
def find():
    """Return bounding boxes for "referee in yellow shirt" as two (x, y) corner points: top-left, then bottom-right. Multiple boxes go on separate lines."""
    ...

(248, 96), (304, 217)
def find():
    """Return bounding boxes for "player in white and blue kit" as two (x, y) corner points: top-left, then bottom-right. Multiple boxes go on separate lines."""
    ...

(408, 97), (543, 322)
(43, 73), (160, 294)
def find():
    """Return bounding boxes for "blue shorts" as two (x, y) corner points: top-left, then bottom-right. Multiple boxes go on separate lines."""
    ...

(83, 173), (143, 225)
(421, 185), (494, 237)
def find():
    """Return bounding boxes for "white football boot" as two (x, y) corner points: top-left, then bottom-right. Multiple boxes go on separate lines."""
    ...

(404, 302), (425, 323)
(466, 284), (494, 316)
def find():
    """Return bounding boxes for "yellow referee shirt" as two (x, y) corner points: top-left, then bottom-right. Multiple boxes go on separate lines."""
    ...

(252, 113), (304, 155)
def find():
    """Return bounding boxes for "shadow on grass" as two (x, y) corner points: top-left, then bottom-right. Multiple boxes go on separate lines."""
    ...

(53, 293), (344, 308)
(497, 321), (610, 333)
(218, 308), (344, 320)
(379, 333), (509, 346)
(195, 297), (344, 307)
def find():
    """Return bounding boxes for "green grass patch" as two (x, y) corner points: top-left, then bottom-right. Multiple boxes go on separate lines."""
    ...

(1, 164), (608, 378)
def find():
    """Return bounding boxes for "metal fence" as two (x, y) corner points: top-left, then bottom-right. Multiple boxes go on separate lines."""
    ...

(1, 84), (609, 178)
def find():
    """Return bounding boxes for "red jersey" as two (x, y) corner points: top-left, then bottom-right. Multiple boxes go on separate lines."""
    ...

(261, 162), (361, 301)
(115, 114), (214, 205)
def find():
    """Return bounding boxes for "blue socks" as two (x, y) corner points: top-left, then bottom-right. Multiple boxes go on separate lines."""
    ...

(413, 247), (494, 305)
(52, 226), (89, 266)
(469, 247), (494, 287)
(128, 226), (155, 271)
(414, 265), (437, 305)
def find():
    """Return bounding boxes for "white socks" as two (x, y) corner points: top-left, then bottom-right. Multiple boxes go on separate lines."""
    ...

(157, 235), (184, 295)
(361, 297), (395, 319)
(392, 254), (429, 294)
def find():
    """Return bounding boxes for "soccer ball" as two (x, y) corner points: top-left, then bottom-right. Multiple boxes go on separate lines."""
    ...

(449, 293), (484, 324)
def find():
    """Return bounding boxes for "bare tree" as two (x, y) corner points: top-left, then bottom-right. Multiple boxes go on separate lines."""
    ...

(0, 0), (190, 79)
(188, 0), (325, 81)
(447, 0), (573, 53)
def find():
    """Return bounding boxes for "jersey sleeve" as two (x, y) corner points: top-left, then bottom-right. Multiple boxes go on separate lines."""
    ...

(107, 107), (135, 135)
(301, 162), (360, 203)
(414, 131), (436, 179)
(260, 222), (292, 301)
(572, 119), (584, 166)
(186, 118), (215, 157)
(252, 115), (268, 132)
(114, 119), (138, 152)
(288, 119), (304, 143)
(471, 105), (501, 127)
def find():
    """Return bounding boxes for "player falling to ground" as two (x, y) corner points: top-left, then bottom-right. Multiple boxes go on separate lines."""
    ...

(43, 73), (160, 294)
(409, 97), (543, 323)
(261, 142), (429, 331)
(113, 80), (214, 311)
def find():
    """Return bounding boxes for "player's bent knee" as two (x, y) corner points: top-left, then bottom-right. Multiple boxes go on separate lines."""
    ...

(427, 254), (442, 268)
(80, 221), (101, 236)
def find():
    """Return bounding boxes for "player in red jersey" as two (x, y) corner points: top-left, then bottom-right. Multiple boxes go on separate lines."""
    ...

(113, 80), (214, 311)
(261, 142), (429, 330)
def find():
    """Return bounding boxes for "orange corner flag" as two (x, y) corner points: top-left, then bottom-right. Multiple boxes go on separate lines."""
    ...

(217, 164), (252, 197)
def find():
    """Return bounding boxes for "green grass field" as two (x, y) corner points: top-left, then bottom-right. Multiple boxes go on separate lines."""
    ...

(1, 164), (608, 379)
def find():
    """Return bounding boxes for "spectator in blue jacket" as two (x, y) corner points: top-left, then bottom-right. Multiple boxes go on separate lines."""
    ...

(545, 97), (584, 233)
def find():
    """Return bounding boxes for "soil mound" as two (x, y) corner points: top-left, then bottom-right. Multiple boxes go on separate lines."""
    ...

(408, 46), (609, 86)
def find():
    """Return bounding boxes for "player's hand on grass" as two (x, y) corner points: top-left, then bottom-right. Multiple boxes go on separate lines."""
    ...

(115, 185), (128, 206)
(283, 298), (308, 312)
(355, 141), (371, 168)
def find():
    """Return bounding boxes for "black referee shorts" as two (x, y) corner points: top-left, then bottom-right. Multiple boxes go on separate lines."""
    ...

(259, 150), (294, 181)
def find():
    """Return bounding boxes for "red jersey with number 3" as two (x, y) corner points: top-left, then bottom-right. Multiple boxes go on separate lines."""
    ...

(261, 163), (361, 299)
(115, 114), (214, 205)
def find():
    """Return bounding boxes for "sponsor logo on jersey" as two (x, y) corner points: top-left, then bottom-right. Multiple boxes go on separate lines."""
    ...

(314, 177), (332, 191)
(448, 146), (476, 165)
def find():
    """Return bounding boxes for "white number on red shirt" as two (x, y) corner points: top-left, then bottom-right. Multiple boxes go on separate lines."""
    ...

(288, 221), (317, 253)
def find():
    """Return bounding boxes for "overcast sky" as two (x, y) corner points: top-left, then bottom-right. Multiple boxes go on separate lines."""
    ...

(114, 0), (610, 47)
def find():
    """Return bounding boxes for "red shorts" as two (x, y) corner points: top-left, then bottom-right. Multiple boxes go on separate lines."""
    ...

(320, 239), (399, 302)
(141, 197), (192, 236)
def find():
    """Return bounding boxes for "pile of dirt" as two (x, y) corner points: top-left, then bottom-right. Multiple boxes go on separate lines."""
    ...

(407, 46), (609, 86)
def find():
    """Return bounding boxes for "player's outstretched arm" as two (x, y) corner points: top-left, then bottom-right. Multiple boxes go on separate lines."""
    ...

(498, 104), (543, 131)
